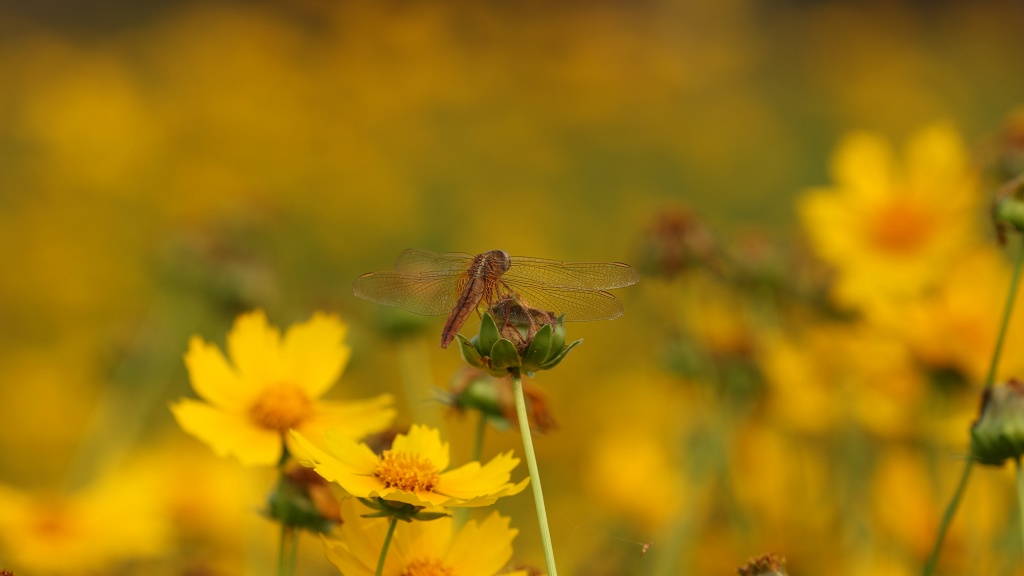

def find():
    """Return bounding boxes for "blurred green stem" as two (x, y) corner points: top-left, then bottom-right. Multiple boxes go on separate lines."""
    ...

(982, 239), (1024, 391)
(1017, 457), (1024, 561)
(922, 239), (1024, 576)
(278, 524), (297, 576)
(276, 445), (299, 576)
(512, 372), (558, 576)
(375, 517), (398, 576)
(922, 458), (973, 576)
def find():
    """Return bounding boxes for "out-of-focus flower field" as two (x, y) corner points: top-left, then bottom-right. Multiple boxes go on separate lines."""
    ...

(4, 0), (1024, 574)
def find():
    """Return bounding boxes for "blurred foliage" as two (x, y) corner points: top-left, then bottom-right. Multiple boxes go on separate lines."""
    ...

(3, 0), (1024, 574)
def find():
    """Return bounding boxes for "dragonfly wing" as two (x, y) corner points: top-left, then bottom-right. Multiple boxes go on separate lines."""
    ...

(497, 282), (625, 322)
(352, 272), (461, 316)
(506, 256), (639, 290)
(394, 249), (475, 274)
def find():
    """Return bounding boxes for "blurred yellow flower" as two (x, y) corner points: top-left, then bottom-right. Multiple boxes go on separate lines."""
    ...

(586, 429), (684, 532)
(292, 424), (529, 508)
(870, 448), (938, 557)
(760, 323), (925, 437)
(324, 498), (528, 576)
(171, 310), (395, 466)
(0, 473), (170, 573)
(902, 248), (1024, 384)
(799, 123), (978, 315)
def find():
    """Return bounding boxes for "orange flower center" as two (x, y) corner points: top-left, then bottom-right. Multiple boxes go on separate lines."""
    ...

(31, 503), (78, 541)
(373, 450), (441, 492)
(248, 383), (313, 431)
(401, 558), (455, 576)
(866, 198), (933, 255)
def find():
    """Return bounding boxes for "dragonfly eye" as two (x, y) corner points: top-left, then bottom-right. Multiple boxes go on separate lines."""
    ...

(497, 250), (511, 272)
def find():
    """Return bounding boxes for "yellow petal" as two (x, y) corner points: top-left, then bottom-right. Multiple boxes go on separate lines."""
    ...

(375, 486), (452, 508)
(290, 430), (379, 495)
(441, 477), (530, 508)
(227, 310), (284, 385)
(438, 451), (522, 499)
(797, 189), (860, 262)
(830, 131), (894, 203)
(397, 512), (452, 561)
(295, 395), (395, 447)
(391, 424), (449, 471)
(183, 336), (251, 410)
(905, 122), (967, 198)
(446, 512), (518, 575)
(324, 499), (390, 576)
(323, 539), (375, 576)
(326, 499), (444, 575)
(170, 399), (280, 466)
(281, 312), (351, 399)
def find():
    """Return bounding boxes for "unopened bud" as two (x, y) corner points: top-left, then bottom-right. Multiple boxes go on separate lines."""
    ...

(970, 379), (1024, 466)
(737, 553), (787, 576)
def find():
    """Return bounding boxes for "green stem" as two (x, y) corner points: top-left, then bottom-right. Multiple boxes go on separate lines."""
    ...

(1017, 457), (1024, 561)
(922, 239), (1024, 576)
(275, 442), (298, 576)
(983, 240), (1024, 391)
(277, 524), (297, 576)
(375, 517), (398, 576)
(922, 459), (973, 576)
(512, 373), (558, 576)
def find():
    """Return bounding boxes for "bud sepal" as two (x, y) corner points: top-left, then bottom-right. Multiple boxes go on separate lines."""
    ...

(457, 312), (581, 377)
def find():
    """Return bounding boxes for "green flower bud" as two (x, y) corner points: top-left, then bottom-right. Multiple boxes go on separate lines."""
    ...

(265, 464), (337, 534)
(995, 196), (1024, 232)
(992, 173), (1024, 244)
(457, 310), (581, 377)
(443, 367), (559, 433)
(970, 379), (1024, 466)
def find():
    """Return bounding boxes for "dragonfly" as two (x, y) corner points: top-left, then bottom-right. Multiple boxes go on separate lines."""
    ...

(353, 249), (640, 348)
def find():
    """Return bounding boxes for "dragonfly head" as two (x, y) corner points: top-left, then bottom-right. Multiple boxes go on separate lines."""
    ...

(486, 250), (511, 273)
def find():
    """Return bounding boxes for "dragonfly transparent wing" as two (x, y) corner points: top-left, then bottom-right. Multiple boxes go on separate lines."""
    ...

(352, 272), (463, 316)
(393, 249), (475, 275)
(505, 256), (639, 290)
(496, 281), (624, 322)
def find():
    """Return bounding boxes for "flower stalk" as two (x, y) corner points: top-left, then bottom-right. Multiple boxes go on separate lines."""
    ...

(375, 517), (399, 576)
(275, 446), (299, 576)
(922, 237), (1024, 576)
(1017, 457), (1024, 561)
(512, 371), (558, 576)
(277, 523), (297, 576)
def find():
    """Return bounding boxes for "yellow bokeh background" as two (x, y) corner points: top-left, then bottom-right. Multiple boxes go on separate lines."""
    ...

(4, 0), (1024, 574)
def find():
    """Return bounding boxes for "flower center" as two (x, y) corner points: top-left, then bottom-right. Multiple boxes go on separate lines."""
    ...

(31, 503), (77, 541)
(866, 198), (933, 255)
(373, 450), (441, 492)
(401, 558), (455, 576)
(248, 383), (313, 431)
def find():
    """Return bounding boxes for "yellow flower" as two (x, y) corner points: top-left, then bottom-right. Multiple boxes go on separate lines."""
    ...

(759, 323), (925, 438)
(171, 310), (396, 466)
(0, 472), (170, 573)
(292, 424), (529, 508)
(799, 123), (978, 315)
(323, 498), (528, 576)
(902, 248), (1024, 384)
